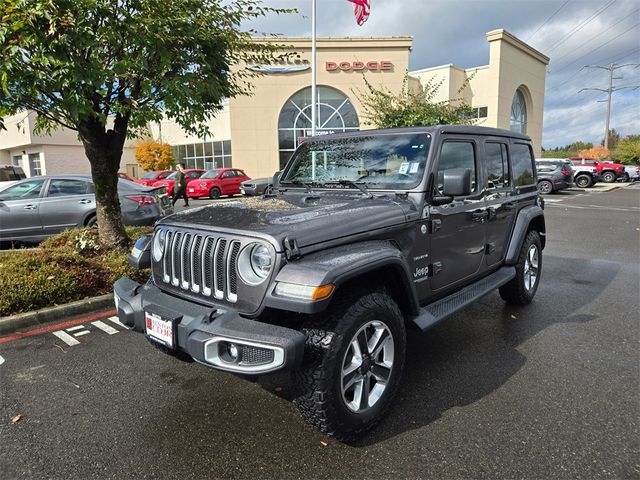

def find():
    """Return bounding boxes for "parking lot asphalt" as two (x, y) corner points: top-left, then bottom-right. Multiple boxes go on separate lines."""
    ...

(0, 186), (638, 479)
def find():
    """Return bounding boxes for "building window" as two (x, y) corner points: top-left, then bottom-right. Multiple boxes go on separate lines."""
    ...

(278, 86), (360, 170)
(510, 89), (527, 134)
(171, 140), (232, 170)
(472, 106), (488, 119)
(29, 153), (42, 176)
(11, 155), (22, 167)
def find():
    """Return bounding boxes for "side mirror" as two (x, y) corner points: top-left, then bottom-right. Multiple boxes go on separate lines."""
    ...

(128, 234), (152, 270)
(443, 168), (472, 196)
(272, 170), (282, 190)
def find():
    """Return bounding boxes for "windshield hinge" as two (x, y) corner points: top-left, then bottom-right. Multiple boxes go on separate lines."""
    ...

(283, 236), (301, 260)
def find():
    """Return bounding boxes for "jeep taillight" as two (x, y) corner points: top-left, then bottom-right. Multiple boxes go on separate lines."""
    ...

(561, 170), (571, 176)
(126, 195), (156, 206)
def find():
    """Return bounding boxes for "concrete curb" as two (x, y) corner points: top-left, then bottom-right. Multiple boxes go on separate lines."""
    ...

(0, 294), (114, 336)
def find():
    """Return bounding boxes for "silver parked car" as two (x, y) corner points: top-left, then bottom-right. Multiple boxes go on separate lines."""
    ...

(0, 174), (173, 242)
(240, 177), (272, 196)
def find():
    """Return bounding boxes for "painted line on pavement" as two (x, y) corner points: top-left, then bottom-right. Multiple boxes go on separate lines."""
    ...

(52, 330), (81, 346)
(0, 354), (4, 366)
(67, 325), (86, 332)
(92, 320), (119, 335)
(107, 316), (128, 329)
(0, 310), (116, 344)
(72, 330), (91, 337)
(546, 203), (640, 212)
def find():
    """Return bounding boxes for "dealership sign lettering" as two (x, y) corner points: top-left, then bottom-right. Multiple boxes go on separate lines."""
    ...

(326, 61), (393, 72)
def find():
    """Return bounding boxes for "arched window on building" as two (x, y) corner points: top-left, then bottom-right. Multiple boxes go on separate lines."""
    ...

(278, 86), (359, 169)
(510, 88), (527, 134)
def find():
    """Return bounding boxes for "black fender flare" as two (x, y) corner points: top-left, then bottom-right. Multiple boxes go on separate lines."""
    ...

(504, 205), (546, 265)
(263, 240), (419, 315)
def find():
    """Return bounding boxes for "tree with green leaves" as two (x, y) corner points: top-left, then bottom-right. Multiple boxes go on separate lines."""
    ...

(0, 0), (291, 248)
(355, 73), (475, 129)
(613, 135), (640, 165)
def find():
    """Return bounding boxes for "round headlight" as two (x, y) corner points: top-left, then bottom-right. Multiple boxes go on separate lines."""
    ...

(152, 229), (166, 262)
(251, 244), (272, 279)
(238, 243), (272, 285)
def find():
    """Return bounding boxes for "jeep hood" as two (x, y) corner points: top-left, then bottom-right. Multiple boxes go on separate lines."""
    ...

(160, 192), (414, 250)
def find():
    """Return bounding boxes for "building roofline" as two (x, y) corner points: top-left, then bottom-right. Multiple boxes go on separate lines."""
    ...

(252, 36), (413, 42)
(486, 29), (550, 65)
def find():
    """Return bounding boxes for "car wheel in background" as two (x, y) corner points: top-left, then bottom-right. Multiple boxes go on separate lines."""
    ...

(621, 173), (630, 182)
(209, 187), (221, 199)
(574, 174), (593, 188)
(86, 215), (97, 227)
(601, 171), (616, 183)
(537, 180), (553, 194)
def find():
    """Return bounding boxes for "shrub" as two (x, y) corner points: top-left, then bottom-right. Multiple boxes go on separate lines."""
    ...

(0, 226), (153, 316)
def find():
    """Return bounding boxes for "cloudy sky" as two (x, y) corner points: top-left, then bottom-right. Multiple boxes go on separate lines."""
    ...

(247, 0), (640, 149)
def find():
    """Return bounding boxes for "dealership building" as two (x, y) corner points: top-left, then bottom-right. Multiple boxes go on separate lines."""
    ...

(0, 29), (549, 179)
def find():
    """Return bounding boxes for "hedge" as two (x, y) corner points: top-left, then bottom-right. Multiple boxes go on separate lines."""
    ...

(0, 226), (152, 316)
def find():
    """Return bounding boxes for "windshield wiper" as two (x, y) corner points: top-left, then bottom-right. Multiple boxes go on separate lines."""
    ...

(324, 180), (373, 198)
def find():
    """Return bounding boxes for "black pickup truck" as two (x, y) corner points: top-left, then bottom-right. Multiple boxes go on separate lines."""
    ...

(115, 125), (545, 441)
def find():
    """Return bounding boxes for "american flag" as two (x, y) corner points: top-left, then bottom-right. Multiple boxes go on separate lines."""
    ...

(347, 0), (370, 26)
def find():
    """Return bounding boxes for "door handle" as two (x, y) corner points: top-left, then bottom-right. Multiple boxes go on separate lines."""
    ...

(23, 204), (37, 210)
(78, 199), (92, 204)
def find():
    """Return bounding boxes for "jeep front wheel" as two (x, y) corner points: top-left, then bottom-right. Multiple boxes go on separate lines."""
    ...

(601, 171), (616, 183)
(499, 230), (542, 305)
(294, 290), (406, 441)
(574, 174), (593, 188)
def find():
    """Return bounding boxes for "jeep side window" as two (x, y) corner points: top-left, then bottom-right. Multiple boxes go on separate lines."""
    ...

(511, 143), (535, 186)
(436, 141), (477, 194)
(485, 142), (510, 189)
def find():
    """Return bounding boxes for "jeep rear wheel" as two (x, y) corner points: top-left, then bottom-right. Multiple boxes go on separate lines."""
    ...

(574, 174), (593, 188)
(499, 230), (542, 305)
(602, 171), (616, 183)
(294, 290), (406, 442)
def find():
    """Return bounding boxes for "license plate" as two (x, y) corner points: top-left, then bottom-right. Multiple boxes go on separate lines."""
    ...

(188, 188), (194, 192)
(145, 311), (174, 348)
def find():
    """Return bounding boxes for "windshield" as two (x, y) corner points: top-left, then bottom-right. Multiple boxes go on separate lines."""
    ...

(281, 133), (430, 190)
(166, 172), (177, 180)
(142, 171), (160, 179)
(200, 169), (220, 179)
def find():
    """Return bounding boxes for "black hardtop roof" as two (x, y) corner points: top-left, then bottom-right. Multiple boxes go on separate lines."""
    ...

(305, 125), (531, 142)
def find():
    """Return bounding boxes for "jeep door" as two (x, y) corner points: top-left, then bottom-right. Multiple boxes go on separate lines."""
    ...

(0, 179), (46, 239)
(482, 140), (517, 267)
(428, 137), (487, 292)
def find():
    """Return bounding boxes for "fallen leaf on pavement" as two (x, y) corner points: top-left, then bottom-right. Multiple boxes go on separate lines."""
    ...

(11, 414), (22, 424)
(320, 440), (328, 447)
(510, 314), (517, 319)
(47, 275), (55, 280)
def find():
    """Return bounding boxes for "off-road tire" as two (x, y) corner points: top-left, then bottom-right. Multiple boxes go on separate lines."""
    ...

(574, 174), (593, 188)
(293, 290), (406, 442)
(537, 180), (553, 194)
(209, 187), (221, 199)
(601, 171), (616, 183)
(499, 230), (542, 305)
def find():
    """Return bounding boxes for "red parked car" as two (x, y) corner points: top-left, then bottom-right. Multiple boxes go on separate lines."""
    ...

(135, 170), (173, 187)
(568, 157), (625, 183)
(186, 168), (251, 199)
(152, 169), (205, 197)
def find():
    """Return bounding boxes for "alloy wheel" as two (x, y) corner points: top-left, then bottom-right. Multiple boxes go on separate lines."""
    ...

(523, 244), (539, 291)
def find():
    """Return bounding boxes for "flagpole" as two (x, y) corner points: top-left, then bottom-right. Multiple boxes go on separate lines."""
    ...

(311, 0), (317, 136)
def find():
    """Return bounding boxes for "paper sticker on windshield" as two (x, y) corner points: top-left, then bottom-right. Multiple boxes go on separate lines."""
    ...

(409, 162), (419, 174)
(399, 162), (410, 174)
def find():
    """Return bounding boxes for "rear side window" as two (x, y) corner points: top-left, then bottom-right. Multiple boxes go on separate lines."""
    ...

(511, 143), (535, 186)
(436, 141), (477, 194)
(47, 179), (92, 197)
(485, 143), (510, 189)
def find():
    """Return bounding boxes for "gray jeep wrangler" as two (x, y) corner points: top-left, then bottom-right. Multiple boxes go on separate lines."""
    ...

(114, 125), (545, 441)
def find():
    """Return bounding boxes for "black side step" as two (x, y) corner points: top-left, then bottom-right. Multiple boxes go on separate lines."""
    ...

(411, 266), (516, 331)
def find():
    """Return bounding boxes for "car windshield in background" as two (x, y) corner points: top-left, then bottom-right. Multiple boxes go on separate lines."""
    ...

(141, 171), (160, 179)
(282, 133), (431, 190)
(200, 169), (220, 179)
(166, 172), (177, 180)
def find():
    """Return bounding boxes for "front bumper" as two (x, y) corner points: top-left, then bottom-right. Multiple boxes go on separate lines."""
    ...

(187, 185), (209, 197)
(113, 277), (305, 374)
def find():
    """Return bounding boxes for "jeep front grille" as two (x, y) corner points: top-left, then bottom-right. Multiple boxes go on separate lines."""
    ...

(160, 230), (241, 302)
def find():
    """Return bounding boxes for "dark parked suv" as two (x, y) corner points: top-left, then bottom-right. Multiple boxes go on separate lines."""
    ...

(115, 126), (545, 441)
(535, 159), (573, 194)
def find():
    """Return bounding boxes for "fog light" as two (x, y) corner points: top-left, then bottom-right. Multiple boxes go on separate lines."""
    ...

(227, 343), (240, 361)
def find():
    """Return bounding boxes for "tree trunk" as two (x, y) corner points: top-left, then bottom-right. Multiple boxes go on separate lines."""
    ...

(77, 116), (129, 249)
